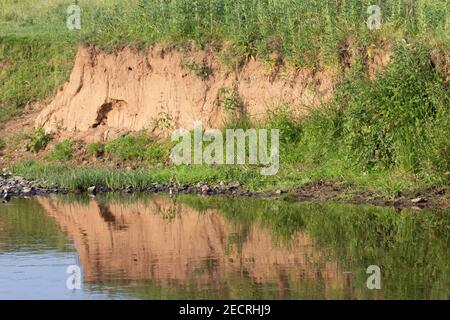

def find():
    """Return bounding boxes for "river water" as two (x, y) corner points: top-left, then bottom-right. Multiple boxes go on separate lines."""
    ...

(0, 194), (448, 300)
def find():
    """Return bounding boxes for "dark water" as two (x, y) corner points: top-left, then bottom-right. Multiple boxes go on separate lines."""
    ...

(0, 194), (448, 300)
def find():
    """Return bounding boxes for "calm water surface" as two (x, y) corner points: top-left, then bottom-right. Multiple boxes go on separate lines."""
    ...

(0, 195), (448, 300)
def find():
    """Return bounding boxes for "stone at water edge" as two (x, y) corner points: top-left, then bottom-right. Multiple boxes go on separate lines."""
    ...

(201, 185), (210, 194)
(87, 186), (97, 195)
(2, 193), (11, 203)
(22, 187), (32, 195)
(411, 197), (427, 204)
(228, 181), (240, 189)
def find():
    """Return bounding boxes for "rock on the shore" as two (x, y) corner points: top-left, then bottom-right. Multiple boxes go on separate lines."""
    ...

(2, 193), (11, 203)
(411, 197), (427, 204)
(87, 186), (97, 195)
(0, 173), (67, 200)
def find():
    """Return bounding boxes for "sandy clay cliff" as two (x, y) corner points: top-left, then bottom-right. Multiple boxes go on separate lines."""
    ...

(35, 46), (340, 142)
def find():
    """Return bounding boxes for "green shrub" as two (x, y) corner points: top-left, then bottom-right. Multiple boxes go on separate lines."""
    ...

(338, 45), (449, 175)
(218, 87), (244, 114)
(219, 87), (251, 129)
(143, 143), (172, 165)
(46, 139), (73, 162)
(289, 44), (449, 180)
(87, 142), (105, 158)
(105, 133), (171, 164)
(266, 106), (302, 145)
(105, 134), (152, 161)
(180, 58), (211, 80)
(26, 127), (52, 153)
(264, 106), (305, 164)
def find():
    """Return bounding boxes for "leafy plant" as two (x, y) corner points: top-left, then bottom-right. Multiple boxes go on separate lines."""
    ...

(46, 139), (73, 162)
(26, 127), (52, 153)
(87, 142), (105, 158)
(150, 112), (173, 131)
(104, 132), (171, 164)
(180, 58), (211, 80)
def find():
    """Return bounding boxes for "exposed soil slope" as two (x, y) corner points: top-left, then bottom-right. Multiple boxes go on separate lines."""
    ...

(36, 46), (338, 142)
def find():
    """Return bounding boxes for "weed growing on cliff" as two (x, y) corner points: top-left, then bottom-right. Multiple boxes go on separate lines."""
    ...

(180, 57), (211, 80)
(86, 142), (105, 158)
(218, 86), (251, 130)
(46, 139), (73, 162)
(104, 132), (172, 164)
(149, 112), (173, 132)
(26, 127), (52, 153)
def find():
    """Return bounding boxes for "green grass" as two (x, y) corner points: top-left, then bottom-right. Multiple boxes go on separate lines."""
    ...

(104, 132), (173, 165)
(2, 0), (448, 52)
(86, 142), (105, 158)
(0, 35), (77, 123)
(25, 127), (52, 153)
(11, 157), (442, 200)
(45, 139), (73, 162)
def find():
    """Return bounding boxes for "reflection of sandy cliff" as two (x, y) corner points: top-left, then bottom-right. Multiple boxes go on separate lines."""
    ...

(37, 196), (345, 294)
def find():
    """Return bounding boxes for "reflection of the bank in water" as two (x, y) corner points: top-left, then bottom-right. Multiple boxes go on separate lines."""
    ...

(37, 196), (346, 295)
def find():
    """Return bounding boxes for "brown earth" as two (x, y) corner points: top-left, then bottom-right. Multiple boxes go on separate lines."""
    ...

(35, 45), (339, 142)
(284, 181), (450, 211)
(0, 44), (391, 163)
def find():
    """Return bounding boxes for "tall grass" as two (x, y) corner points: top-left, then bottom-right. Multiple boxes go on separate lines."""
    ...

(270, 44), (449, 183)
(0, 36), (76, 119)
(1, 1), (448, 58)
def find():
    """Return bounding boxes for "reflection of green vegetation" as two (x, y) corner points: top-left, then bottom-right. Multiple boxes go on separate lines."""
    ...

(303, 204), (450, 299)
(118, 275), (342, 300)
(0, 199), (72, 253)
(184, 196), (450, 299)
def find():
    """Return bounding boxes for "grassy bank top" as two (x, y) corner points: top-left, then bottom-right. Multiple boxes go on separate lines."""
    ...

(1, 0), (449, 61)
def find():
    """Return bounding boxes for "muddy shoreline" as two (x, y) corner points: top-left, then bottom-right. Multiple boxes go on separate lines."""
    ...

(1, 172), (448, 210)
